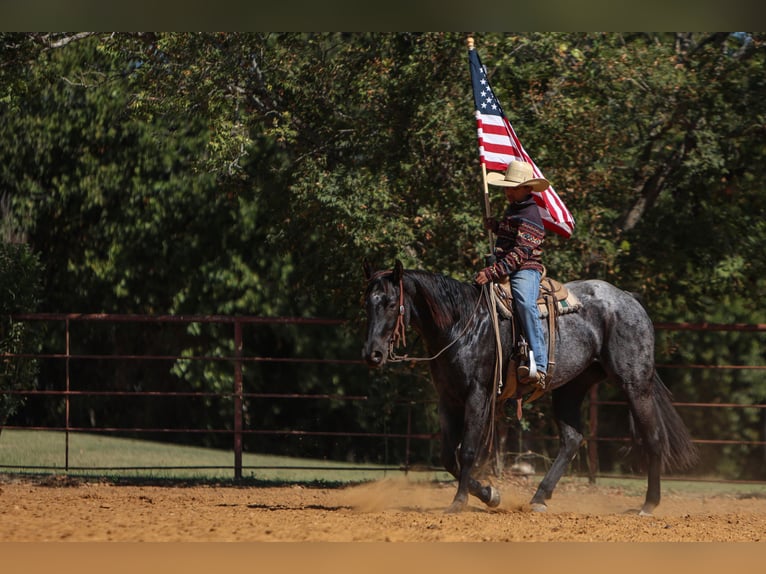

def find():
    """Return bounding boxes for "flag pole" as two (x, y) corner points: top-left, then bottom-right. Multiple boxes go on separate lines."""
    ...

(468, 34), (504, 403)
(467, 34), (495, 255)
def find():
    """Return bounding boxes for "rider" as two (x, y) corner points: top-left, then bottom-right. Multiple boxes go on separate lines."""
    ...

(474, 160), (549, 390)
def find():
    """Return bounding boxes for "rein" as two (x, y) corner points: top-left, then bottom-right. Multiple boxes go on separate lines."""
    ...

(368, 267), (504, 468)
(369, 270), (487, 363)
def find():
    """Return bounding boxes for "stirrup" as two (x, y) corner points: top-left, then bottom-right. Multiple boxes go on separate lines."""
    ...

(518, 350), (537, 383)
(521, 371), (546, 389)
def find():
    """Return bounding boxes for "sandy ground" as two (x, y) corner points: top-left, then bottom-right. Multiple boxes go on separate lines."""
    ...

(2, 474), (766, 543)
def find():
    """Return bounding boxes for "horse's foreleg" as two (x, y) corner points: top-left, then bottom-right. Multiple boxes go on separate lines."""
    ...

(470, 477), (501, 508)
(444, 451), (501, 513)
(444, 449), (471, 513)
(444, 391), (500, 514)
(439, 404), (470, 513)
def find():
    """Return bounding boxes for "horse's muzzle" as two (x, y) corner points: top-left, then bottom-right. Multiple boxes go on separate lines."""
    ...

(362, 346), (386, 368)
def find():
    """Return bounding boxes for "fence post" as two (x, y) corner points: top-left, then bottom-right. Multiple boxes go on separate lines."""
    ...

(233, 320), (243, 480)
(405, 402), (412, 475)
(587, 384), (598, 483)
(65, 317), (70, 473)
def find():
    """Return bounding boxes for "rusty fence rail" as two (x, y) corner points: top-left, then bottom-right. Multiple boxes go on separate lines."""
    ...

(2, 314), (766, 482)
(584, 321), (766, 482)
(0, 313), (444, 479)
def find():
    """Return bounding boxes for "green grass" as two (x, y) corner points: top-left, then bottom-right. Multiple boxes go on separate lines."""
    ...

(0, 429), (451, 484)
(552, 473), (766, 498)
(3, 430), (765, 498)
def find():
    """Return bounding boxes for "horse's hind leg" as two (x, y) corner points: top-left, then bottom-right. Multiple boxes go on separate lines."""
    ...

(623, 385), (663, 515)
(530, 372), (597, 511)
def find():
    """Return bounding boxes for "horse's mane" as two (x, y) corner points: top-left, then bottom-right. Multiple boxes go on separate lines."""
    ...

(405, 270), (479, 331)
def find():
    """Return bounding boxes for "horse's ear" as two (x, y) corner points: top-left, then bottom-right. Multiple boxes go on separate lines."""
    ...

(392, 259), (404, 282)
(363, 258), (374, 281)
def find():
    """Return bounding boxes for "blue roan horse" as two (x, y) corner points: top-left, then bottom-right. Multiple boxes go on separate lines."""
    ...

(362, 260), (698, 515)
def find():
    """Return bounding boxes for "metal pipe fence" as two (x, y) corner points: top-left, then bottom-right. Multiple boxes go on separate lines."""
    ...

(1, 313), (440, 478)
(1, 314), (765, 483)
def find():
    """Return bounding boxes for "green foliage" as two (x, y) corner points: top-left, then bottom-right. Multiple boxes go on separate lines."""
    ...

(652, 296), (766, 479)
(0, 242), (43, 424)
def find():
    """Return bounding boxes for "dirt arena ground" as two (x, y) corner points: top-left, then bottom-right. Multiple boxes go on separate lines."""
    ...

(2, 474), (766, 542)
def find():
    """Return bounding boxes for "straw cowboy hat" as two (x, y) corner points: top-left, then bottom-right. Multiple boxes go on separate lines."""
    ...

(486, 160), (550, 193)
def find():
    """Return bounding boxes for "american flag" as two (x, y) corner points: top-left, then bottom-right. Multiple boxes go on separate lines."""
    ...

(469, 45), (575, 239)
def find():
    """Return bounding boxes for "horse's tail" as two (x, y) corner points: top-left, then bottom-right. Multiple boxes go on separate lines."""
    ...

(629, 371), (699, 472)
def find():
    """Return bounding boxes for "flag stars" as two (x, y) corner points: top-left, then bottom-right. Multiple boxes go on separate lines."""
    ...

(480, 88), (498, 106)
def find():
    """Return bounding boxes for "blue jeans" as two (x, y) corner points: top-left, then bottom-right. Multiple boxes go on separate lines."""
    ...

(510, 269), (548, 374)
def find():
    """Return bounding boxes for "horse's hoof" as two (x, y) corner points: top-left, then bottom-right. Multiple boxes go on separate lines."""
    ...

(486, 486), (501, 508)
(444, 501), (466, 514)
(530, 502), (547, 513)
(638, 509), (654, 517)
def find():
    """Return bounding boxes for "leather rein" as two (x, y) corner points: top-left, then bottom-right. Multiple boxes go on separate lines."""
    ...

(368, 270), (487, 363)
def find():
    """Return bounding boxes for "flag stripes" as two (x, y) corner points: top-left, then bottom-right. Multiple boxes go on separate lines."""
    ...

(469, 45), (575, 239)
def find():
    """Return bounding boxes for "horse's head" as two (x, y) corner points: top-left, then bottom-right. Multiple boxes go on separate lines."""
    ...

(362, 259), (405, 368)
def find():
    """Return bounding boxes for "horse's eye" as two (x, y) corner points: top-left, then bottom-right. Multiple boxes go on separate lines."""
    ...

(370, 292), (387, 307)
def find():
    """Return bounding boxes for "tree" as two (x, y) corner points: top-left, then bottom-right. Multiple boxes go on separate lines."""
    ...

(0, 242), (43, 429)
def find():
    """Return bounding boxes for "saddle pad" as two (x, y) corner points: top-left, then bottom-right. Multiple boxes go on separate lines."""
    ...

(538, 289), (582, 318)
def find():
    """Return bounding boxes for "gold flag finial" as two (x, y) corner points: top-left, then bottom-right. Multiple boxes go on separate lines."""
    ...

(466, 35), (475, 50)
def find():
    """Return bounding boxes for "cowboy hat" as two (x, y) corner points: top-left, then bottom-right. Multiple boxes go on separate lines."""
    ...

(486, 160), (550, 193)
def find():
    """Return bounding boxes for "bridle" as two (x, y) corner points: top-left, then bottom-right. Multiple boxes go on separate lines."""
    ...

(391, 274), (409, 359)
(367, 270), (487, 363)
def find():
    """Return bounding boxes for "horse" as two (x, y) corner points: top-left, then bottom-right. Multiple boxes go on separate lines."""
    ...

(362, 259), (698, 514)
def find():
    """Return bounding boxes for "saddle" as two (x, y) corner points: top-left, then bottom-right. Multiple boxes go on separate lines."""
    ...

(493, 275), (581, 321)
(492, 271), (582, 409)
